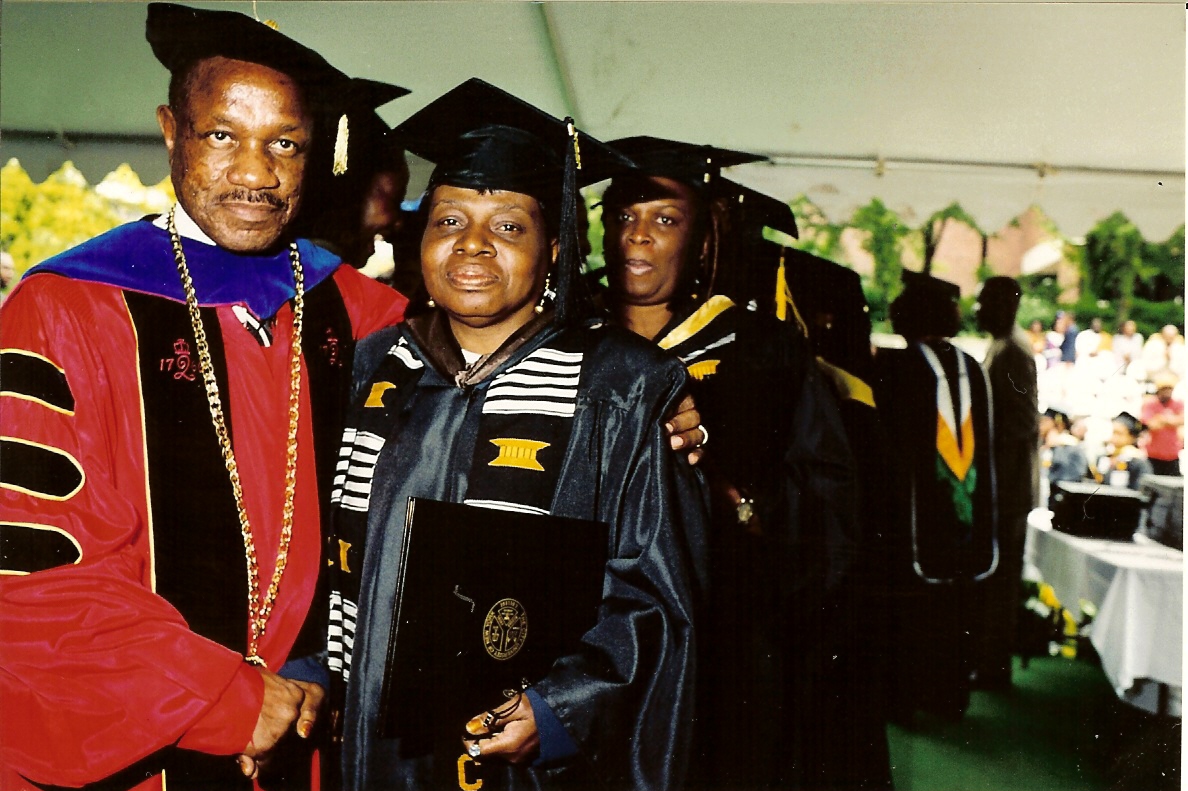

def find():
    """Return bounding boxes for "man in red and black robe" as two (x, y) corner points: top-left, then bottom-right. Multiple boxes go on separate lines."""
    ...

(0, 4), (407, 789)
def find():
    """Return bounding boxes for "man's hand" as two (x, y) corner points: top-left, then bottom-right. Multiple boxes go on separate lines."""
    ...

(462, 694), (539, 766)
(665, 393), (707, 465)
(236, 670), (324, 778)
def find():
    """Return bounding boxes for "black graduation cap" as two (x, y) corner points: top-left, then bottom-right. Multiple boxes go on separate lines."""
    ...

(608, 136), (767, 189)
(1113, 412), (1144, 437)
(392, 78), (631, 324)
(702, 183), (797, 313)
(146, 3), (408, 174)
(785, 250), (865, 319)
(900, 269), (960, 303)
(715, 178), (799, 239)
(892, 270), (962, 339)
(783, 249), (872, 379)
(1044, 406), (1072, 429)
(392, 78), (629, 209)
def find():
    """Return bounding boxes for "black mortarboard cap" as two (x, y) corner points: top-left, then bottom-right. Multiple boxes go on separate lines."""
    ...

(715, 178), (799, 239)
(893, 270), (961, 339)
(146, 3), (408, 173)
(1044, 406), (1072, 428)
(1113, 412), (1144, 437)
(392, 78), (629, 208)
(785, 250), (865, 318)
(784, 249), (872, 379)
(900, 269), (961, 304)
(392, 78), (631, 325)
(608, 136), (767, 190)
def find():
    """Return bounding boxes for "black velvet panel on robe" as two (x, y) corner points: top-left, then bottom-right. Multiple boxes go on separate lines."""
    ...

(120, 280), (354, 790)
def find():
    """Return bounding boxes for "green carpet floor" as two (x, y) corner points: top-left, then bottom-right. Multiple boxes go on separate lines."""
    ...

(887, 654), (1181, 791)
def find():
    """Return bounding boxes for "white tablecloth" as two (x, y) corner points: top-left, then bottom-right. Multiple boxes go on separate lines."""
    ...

(1025, 509), (1183, 715)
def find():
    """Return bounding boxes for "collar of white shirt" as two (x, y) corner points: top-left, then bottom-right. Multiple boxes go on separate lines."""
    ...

(152, 202), (217, 246)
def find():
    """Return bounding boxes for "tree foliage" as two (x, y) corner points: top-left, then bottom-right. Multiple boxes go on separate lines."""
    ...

(1081, 212), (1184, 336)
(848, 198), (915, 326)
(1, 159), (172, 279)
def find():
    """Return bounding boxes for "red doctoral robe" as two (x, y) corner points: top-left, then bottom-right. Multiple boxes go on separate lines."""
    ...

(0, 218), (406, 790)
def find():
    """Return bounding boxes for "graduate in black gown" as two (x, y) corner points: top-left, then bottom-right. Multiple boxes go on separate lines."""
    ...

(599, 137), (857, 790)
(872, 271), (997, 722)
(324, 80), (708, 791)
(783, 252), (895, 790)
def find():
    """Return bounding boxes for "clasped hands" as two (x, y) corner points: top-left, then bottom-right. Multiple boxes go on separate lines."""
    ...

(236, 666), (325, 779)
(461, 692), (539, 766)
(230, 392), (699, 779)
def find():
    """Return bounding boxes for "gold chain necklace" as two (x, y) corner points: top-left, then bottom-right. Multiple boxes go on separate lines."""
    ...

(167, 207), (304, 667)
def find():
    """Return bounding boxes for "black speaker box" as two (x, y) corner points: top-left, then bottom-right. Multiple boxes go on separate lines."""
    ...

(1138, 474), (1183, 551)
(1051, 481), (1147, 541)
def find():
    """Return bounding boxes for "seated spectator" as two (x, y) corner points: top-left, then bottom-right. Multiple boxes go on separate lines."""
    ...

(1075, 317), (1104, 361)
(1141, 324), (1186, 382)
(1092, 412), (1153, 490)
(1056, 311), (1078, 365)
(1113, 320), (1144, 373)
(1040, 408), (1088, 508)
(1027, 319), (1048, 358)
(1141, 373), (1184, 476)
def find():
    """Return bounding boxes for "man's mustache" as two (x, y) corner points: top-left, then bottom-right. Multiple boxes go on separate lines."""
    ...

(217, 189), (286, 210)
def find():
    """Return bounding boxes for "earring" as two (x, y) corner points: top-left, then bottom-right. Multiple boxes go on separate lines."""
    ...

(535, 272), (555, 314)
(427, 296), (436, 308)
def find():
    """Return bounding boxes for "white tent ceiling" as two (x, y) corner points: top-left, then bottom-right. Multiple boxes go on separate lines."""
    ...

(2, 0), (1184, 238)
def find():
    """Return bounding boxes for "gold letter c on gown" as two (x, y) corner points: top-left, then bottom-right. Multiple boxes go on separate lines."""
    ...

(458, 753), (483, 790)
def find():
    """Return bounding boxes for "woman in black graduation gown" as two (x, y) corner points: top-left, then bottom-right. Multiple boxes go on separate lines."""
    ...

(325, 81), (707, 791)
(598, 138), (857, 790)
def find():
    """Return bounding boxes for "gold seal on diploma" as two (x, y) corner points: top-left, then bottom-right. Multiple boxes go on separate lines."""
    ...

(482, 598), (528, 660)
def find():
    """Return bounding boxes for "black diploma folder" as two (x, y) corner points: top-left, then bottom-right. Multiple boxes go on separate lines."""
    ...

(378, 498), (608, 744)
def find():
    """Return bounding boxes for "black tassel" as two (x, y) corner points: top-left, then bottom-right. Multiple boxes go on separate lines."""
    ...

(555, 118), (591, 326)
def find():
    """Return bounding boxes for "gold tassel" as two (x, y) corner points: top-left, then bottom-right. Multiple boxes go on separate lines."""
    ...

(774, 249), (810, 338)
(775, 250), (789, 322)
(333, 114), (349, 175)
(566, 119), (582, 171)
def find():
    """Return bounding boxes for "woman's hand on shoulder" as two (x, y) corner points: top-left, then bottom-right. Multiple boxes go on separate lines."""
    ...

(665, 393), (706, 465)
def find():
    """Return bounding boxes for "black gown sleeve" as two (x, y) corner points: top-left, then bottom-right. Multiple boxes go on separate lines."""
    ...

(532, 352), (709, 791)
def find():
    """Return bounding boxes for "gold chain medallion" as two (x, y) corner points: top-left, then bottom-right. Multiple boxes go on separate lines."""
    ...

(482, 598), (528, 661)
(168, 207), (304, 667)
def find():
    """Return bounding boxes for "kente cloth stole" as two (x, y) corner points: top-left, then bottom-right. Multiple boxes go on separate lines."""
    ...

(326, 330), (587, 685)
(463, 334), (586, 515)
(918, 343), (977, 526)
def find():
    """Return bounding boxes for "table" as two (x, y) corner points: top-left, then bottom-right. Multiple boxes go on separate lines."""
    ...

(1024, 508), (1183, 716)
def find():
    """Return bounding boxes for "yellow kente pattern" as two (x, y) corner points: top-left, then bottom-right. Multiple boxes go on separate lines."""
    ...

(364, 381), (397, 408)
(687, 360), (721, 380)
(488, 438), (551, 472)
